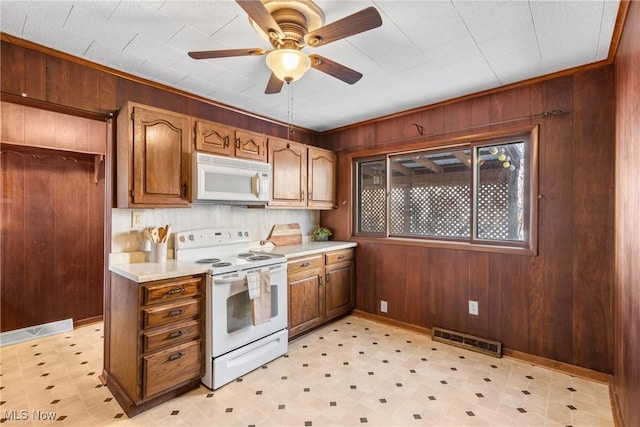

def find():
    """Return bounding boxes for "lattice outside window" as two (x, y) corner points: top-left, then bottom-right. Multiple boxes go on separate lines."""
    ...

(353, 128), (537, 253)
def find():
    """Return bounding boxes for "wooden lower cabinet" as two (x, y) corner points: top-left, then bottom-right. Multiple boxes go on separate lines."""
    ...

(325, 251), (355, 319)
(288, 254), (324, 337)
(288, 248), (355, 339)
(105, 273), (204, 417)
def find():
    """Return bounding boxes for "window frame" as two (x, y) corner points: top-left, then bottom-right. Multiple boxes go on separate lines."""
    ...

(351, 126), (539, 256)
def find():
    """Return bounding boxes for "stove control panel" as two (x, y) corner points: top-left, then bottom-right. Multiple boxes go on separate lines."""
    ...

(175, 228), (251, 250)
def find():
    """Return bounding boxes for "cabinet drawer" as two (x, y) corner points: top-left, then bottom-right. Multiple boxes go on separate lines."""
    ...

(325, 249), (354, 265)
(143, 319), (201, 353)
(143, 299), (200, 329)
(143, 339), (202, 399)
(143, 277), (201, 305)
(287, 255), (323, 275)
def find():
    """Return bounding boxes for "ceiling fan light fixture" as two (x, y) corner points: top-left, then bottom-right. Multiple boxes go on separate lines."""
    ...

(266, 49), (311, 82)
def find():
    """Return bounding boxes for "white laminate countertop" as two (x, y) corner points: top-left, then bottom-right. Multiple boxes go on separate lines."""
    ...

(109, 261), (209, 283)
(109, 241), (357, 283)
(253, 241), (357, 258)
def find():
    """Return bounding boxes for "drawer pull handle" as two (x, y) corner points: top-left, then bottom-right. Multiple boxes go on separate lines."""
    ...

(300, 262), (310, 267)
(168, 351), (185, 362)
(168, 330), (185, 339)
(337, 255), (345, 259)
(168, 309), (185, 317)
(166, 287), (185, 296)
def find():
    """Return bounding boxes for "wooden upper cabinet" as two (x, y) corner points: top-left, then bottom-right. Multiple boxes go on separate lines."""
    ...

(307, 147), (336, 209)
(234, 129), (266, 162)
(116, 102), (191, 208)
(268, 137), (307, 208)
(194, 119), (232, 156)
(268, 138), (336, 209)
(193, 119), (267, 162)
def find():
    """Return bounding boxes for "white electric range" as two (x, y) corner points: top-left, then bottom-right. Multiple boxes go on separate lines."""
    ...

(175, 228), (288, 390)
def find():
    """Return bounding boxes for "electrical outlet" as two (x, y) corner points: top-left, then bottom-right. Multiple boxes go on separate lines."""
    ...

(131, 211), (145, 229)
(380, 300), (388, 313)
(468, 300), (479, 316)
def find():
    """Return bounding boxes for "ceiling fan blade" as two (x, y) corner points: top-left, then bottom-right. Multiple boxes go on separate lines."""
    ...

(265, 72), (284, 94)
(236, 0), (284, 40)
(305, 7), (382, 48)
(188, 48), (266, 60)
(309, 54), (362, 85)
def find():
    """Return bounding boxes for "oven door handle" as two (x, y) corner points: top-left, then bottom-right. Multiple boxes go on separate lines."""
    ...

(213, 265), (282, 283)
(214, 274), (248, 285)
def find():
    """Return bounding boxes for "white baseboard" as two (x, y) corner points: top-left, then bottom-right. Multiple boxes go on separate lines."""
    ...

(0, 319), (73, 347)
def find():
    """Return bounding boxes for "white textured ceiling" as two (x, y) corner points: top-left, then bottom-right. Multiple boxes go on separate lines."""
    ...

(0, 0), (620, 132)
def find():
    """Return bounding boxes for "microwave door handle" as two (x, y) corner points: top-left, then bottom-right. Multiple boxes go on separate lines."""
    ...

(252, 173), (261, 197)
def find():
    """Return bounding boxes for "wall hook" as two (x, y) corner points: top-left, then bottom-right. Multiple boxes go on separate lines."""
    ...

(411, 122), (424, 135)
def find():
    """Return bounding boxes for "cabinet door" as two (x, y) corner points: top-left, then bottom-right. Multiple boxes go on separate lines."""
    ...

(288, 269), (323, 337)
(268, 137), (307, 208)
(194, 119), (232, 156)
(234, 129), (266, 162)
(307, 147), (336, 209)
(131, 105), (190, 206)
(325, 262), (354, 320)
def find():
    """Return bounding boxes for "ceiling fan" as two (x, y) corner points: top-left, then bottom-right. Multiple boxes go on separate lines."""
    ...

(188, 0), (383, 94)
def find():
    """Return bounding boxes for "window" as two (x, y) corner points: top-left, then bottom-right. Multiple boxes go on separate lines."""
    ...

(354, 128), (537, 253)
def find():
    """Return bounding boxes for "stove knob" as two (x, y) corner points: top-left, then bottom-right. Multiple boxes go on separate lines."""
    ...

(238, 231), (242, 237)
(179, 236), (185, 242)
(189, 234), (194, 241)
(244, 231), (249, 237)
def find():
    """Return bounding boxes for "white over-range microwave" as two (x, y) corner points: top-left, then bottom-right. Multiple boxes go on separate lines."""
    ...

(192, 152), (271, 205)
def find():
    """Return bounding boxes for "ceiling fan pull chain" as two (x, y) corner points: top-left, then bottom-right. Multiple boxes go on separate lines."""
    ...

(287, 82), (295, 138)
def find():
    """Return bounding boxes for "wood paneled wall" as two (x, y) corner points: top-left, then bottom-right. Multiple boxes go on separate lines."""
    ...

(613, 1), (640, 425)
(320, 66), (615, 374)
(1, 144), (105, 331)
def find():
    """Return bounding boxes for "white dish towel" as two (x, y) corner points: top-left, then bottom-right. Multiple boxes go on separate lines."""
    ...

(247, 272), (261, 300)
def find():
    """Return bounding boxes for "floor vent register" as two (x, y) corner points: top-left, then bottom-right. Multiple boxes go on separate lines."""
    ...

(432, 327), (502, 358)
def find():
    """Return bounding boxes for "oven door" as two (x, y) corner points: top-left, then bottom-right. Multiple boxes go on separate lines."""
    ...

(209, 262), (287, 357)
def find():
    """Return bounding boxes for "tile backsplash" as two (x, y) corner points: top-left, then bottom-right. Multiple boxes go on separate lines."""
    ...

(111, 205), (316, 254)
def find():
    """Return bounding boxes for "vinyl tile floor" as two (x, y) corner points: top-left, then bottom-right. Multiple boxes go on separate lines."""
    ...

(0, 315), (614, 426)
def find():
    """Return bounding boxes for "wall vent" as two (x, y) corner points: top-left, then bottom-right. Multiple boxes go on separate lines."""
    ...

(432, 327), (502, 358)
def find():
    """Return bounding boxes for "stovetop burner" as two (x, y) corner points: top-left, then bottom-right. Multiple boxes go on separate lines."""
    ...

(212, 262), (232, 268)
(175, 228), (287, 275)
(195, 258), (221, 264)
(237, 252), (254, 258)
